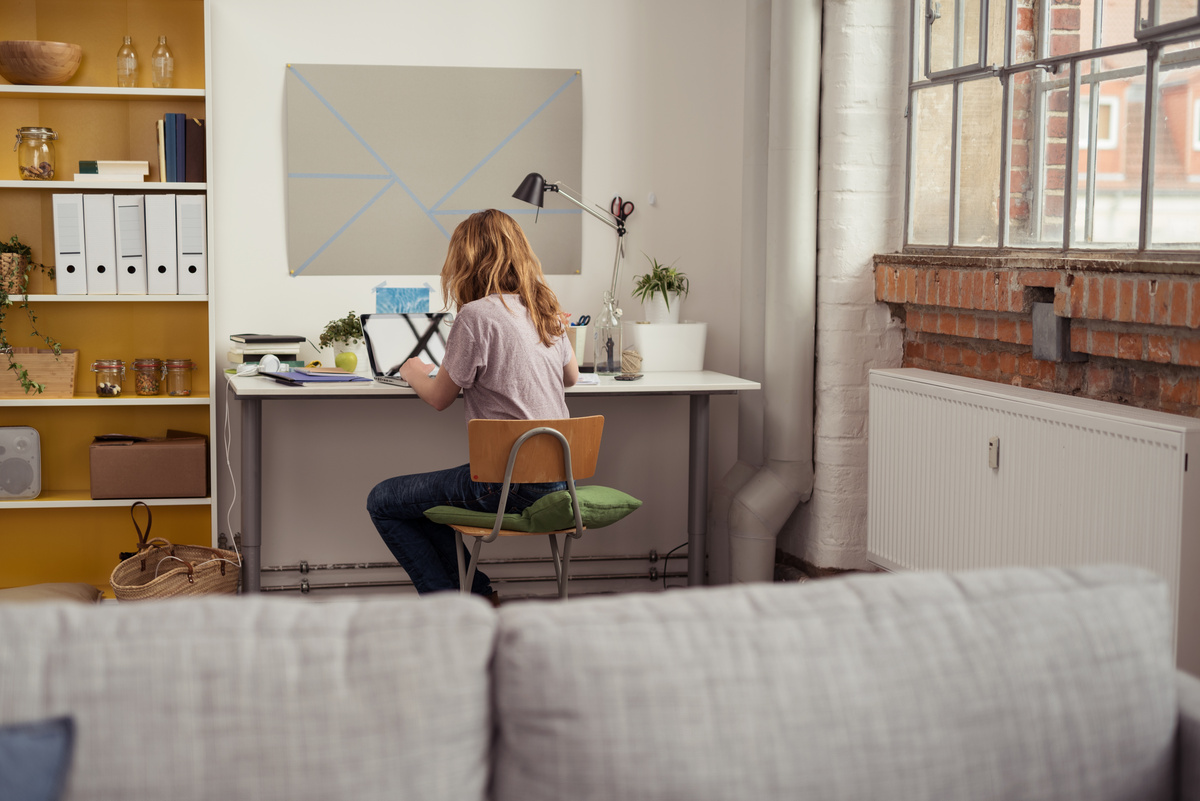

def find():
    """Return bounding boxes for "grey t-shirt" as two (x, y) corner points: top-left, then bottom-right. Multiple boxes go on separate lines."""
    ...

(443, 294), (572, 421)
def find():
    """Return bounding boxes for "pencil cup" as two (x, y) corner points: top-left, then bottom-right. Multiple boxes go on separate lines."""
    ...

(567, 325), (587, 365)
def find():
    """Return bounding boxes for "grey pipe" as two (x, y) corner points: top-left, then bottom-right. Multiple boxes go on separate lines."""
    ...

(727, 0), (821, 583)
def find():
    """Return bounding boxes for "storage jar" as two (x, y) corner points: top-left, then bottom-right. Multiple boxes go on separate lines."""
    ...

(164, 358), (195, 396)
(91, 359), (126, 396)
(14, 127), (57, 180)
(133, 358), (165, 396)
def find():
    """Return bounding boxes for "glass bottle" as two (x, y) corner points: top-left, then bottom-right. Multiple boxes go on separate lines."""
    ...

(151, 36), (174, 88)
(91, 359), (126, 397)
(116, 36), (137, 87)
(593, 293), (624, 376)
(133, 358), (165, 396)
(13, 127), (57, 180)
(165, 358), (195, 396)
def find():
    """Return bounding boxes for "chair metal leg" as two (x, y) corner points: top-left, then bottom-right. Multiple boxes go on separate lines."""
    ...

(455, 531), (469, 594)
(547, 533), (575, 600)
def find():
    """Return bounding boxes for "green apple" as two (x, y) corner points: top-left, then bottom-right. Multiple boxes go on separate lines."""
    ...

(334, 351), (358, 372)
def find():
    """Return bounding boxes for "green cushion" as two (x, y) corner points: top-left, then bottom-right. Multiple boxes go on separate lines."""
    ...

(425, 486), (642, 532)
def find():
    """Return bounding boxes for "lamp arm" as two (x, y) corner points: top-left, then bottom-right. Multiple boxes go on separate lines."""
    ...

(548, 184), (624, 234)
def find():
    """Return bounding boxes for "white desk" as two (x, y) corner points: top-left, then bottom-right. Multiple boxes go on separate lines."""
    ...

(228, 371), (761, 592)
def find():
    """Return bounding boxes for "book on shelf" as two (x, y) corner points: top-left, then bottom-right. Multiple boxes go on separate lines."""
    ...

(156, 120), (167, 183)
(172, 113), (186, 184)
(163, 114), (177, 182)
(78, 160), (149, 176)
(230, 344), (303, 355)
(185, 119), (206, 183)
(230, 333), (307, 344)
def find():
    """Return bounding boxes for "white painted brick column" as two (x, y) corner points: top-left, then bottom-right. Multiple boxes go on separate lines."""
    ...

(778, 0), (907, 568)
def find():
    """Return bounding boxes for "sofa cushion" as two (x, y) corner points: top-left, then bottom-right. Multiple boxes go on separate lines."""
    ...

(0, 583), (102, 604)
(492, 565), (1178, 801)
(0, 594), (496, 801)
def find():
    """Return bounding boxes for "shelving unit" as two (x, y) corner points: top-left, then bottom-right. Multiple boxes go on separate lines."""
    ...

(0, 0), (214, 593)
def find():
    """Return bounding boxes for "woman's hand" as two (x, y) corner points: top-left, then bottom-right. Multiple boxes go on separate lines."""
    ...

(401, 357), (461, 411)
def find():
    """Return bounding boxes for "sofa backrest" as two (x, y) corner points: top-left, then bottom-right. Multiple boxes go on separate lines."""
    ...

(491, 565), (1179, 801)
(0, 593), (496, 801)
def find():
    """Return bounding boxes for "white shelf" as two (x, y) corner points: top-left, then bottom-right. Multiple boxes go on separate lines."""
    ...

(0, 490), (213, 509)
(12, 294), (208, 302)
(0, 395), (211, 407)
(0, 180), (205, 191)
(0, 85), (205, 101)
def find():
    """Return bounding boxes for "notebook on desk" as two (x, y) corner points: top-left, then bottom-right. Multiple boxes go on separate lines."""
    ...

(361, 312), (453, 387)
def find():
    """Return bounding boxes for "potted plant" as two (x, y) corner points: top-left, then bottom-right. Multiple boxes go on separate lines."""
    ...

(0, 235), (63, 395)
(631, 256), (689, 324)
(319, 310), (365, 372)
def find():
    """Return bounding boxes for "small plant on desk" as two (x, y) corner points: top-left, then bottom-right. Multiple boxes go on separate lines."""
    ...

(319, 311), (365, 372)
(631, 255), (689, 324)
(0, 235), (61, 395)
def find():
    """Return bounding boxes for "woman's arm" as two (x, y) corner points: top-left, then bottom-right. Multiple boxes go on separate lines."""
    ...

(399, 357), (461, 411)
(563, 347), (579, 388)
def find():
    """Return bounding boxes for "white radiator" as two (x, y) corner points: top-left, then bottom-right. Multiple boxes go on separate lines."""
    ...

(867, 368), (1200, 673)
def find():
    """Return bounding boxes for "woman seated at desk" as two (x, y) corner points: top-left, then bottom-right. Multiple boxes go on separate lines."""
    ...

(366, 209), (579, 601)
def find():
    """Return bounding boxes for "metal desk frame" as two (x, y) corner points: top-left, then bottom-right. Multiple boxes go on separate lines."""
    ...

(229, 371), (760, 592)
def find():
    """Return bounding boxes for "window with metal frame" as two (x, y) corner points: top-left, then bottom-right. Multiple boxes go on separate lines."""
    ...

(906, 0), (1200, 252)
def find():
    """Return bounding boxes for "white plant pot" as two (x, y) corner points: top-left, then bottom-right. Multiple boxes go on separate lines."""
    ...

(642, 292), (682, 324)
(625, 321), (707, 371)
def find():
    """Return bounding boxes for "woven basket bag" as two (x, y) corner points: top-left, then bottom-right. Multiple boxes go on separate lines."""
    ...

(110, 501), (240, 600)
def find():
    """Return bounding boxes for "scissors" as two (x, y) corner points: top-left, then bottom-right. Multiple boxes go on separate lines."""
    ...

(611, 196), (634, 223)
(574, 315), (591, 326)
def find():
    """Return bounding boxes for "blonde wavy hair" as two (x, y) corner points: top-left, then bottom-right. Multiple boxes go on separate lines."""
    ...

(440, 209), (566, 347)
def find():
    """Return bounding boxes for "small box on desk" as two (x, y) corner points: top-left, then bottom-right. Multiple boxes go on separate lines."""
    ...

(89, 431), (209, 499)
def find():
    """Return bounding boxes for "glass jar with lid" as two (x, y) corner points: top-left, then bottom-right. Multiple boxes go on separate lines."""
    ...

(164, 358), (195, 396)
(14, 127), (57, 180)
(91, 359), (126, 396)
(132, 358), (165, 396)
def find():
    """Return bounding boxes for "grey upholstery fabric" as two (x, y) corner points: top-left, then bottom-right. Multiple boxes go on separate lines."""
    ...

(492, 565), (1178, 801)
(1179, 671), (1200, 801)
(0, 594), (495, 801)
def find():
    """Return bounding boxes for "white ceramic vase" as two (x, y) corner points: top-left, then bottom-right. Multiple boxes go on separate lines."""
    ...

(642, 292), (681, 324)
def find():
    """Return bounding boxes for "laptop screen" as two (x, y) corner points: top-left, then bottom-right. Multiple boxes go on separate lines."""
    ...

(361, 313), (454, 378)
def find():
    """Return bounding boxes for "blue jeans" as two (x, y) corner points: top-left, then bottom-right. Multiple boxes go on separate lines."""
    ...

(367, 463), (564, 596)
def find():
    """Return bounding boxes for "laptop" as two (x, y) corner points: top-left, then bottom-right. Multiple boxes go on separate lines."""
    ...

(361, 312), (454, 387)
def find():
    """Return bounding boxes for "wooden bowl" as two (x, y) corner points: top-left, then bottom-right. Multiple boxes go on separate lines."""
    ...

(0, 40), (83, 86)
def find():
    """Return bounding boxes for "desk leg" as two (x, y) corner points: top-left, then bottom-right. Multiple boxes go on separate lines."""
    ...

(688, 394), (710, 586)
(240, 398), (262, 592)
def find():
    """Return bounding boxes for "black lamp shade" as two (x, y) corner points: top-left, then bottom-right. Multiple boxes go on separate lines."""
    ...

(512, 172), (547, 207)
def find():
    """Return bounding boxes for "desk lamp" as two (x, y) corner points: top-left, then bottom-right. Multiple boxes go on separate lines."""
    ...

(513, 172), (629, 375)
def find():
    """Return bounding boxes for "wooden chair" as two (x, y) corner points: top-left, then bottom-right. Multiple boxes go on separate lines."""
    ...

(437, 416), (608, 600)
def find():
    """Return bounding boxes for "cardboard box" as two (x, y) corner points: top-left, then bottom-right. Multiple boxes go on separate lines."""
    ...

(89, 431), (209, 499)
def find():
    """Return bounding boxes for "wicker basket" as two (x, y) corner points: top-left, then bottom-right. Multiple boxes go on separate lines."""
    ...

(110, 502), (241, 601)
(0, 347), (78, 398)
(0, 253), (26, 293)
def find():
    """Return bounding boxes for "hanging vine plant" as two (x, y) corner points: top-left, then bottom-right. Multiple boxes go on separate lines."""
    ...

(0, 235), (62, 394)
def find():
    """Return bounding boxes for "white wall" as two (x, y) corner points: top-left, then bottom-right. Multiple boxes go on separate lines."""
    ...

(208, 0), (748, 592)
(777, 0), (907, 568)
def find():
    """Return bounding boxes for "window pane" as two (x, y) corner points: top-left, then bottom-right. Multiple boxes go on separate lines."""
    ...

(1141, 0), (1200, 31)
(957, 78), (1003, 245)
(988, 0), (1006, 66)
(1075, 73), (1144, 247)
(1096, 0), (1140, 48)
(1014, 0), (1139, 65)
(928, 0), (984, 73)
(910, 84), (954, 244)
(1150, 39), (1200, 247)
(1008, 68), (1069, 245)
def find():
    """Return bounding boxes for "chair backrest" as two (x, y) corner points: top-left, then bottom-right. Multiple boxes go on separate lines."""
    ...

(466, 416), (603, 484)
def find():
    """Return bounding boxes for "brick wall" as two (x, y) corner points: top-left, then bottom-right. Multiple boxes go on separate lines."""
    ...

(875, 253), (1200, 417)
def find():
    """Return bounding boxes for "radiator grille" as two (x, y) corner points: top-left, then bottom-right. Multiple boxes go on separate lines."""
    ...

(867, 368), (1200, 671)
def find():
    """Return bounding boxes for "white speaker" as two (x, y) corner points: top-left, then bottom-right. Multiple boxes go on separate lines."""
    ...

(0, 426), (41, 500)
